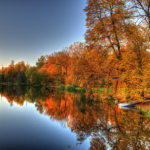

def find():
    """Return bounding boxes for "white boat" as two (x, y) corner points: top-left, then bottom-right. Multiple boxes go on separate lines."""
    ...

(119, 103), (130, 108)
(119, 101), (141, 109)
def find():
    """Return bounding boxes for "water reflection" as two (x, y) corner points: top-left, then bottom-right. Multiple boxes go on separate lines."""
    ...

(0, 85), (150, 150)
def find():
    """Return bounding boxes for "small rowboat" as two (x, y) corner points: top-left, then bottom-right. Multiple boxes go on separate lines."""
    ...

(119, 103), (131, 108)
(119, 102), (141, 108)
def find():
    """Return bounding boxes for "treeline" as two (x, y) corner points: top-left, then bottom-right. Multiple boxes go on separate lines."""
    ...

(0, 0), (150, 100)
(0, 61), (52, 87)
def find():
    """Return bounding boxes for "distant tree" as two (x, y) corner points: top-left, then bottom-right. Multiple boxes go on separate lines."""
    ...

(16, 72), (27, 85)
(36, 56), (47, 68)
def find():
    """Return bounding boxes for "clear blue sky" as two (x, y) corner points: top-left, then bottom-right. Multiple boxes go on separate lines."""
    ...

(0, 0), (87, 66)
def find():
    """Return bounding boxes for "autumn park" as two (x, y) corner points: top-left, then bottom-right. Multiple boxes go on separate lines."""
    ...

(0, 0), (150, 102)
(0, 0), (150, 150)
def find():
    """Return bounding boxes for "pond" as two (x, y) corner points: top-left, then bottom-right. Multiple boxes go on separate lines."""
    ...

(0, 86), (150, 150)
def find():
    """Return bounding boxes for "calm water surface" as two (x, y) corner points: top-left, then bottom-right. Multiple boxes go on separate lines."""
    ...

(0, 86), (150, 150)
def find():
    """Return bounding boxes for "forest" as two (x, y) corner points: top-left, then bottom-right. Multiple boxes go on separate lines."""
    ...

(0, 0), (150, 101)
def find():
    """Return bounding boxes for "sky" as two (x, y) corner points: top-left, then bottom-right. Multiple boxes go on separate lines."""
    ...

(0, 0), (87, 67)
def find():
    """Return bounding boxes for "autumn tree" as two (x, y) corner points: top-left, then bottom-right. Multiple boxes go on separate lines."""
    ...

(54, 50), (70, 84)
(67, 42), (86, 86)
(84, 0), (131, 60)
(67, 42), (109, 96)
(122, 24), (150, 98)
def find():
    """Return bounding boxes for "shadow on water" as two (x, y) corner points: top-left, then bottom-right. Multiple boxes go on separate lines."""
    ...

(0, 85), (150, 150)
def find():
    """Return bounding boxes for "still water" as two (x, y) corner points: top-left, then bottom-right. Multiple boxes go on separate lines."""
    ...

(0, 86), (150, 150)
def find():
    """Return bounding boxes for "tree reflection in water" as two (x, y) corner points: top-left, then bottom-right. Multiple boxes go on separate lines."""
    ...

(0, 85), (150, 150)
